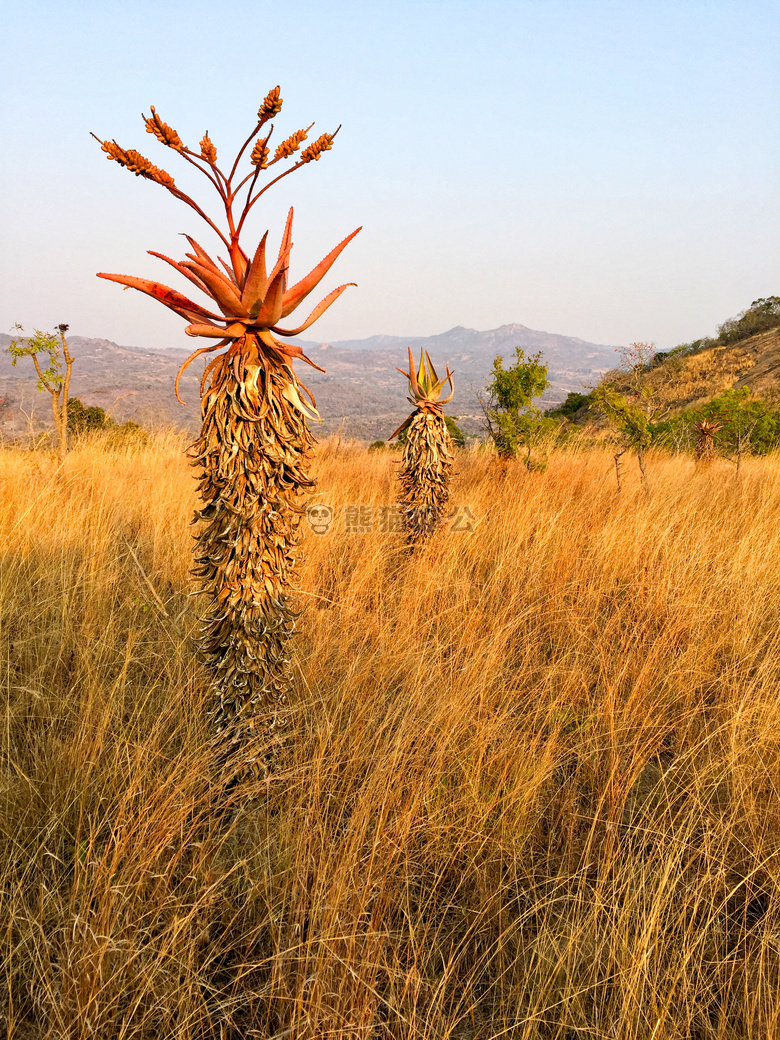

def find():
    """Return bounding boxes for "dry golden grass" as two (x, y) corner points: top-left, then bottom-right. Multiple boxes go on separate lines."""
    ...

(2, 431), (780, 1039)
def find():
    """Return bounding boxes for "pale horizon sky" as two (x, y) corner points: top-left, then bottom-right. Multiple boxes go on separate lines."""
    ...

(1, 0), (777, 354)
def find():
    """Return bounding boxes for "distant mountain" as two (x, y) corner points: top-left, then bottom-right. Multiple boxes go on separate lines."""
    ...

(0, 324), (618, 441)
(0, 335), (207, 438)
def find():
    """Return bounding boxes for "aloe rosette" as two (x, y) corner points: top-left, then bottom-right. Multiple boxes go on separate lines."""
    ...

(389, 348), (455, 543)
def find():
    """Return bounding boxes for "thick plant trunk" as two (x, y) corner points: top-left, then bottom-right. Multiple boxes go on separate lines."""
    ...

(695, 436), (715, 464)
(190, 335), (315, 780)
(398, 409), (454, 543)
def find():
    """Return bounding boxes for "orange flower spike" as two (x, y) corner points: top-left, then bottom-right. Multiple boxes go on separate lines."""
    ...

(300, 131), (336, 163)
(273, 124), (314, 162)
(258, 85), (283, 121)
(144, 106), (185, 151)
(250, 133), (272, 168)
(96, 139), (176, 187)
(200, 133), (217, 164)
(95, 98), (360, 377)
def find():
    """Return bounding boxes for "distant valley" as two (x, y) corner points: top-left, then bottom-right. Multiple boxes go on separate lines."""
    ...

(0, 324), (619, 441)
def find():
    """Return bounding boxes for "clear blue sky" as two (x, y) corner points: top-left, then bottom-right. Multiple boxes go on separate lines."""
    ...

(1, 0), (777, 352)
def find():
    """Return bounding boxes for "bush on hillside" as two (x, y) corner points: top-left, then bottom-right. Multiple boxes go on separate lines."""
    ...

(445, 416), (466, 448)
(546, 390), (593, 419)
(653, 388), (780, 457)
(717, 297), (780, 345)
(67, 398), (111, 434)
(652, 296), (780, 367)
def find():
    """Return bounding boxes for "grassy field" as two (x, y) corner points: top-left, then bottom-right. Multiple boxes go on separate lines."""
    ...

(2, 432), (780, 1039)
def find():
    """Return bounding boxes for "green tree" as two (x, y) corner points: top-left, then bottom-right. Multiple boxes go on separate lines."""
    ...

(8, 324), (74, 462)
(654, 388), (780, 465)
(698, 388), (780, 472)
(590, 384), (654, 491)
(480, 348), (553, 467)
(591, 343), (668, 491)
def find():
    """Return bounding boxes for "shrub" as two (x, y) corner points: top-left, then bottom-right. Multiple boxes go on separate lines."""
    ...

(67, 398), (111, 434)
(445, 416), (465, 448)
(547, 391), (592, 419)
(717, 297), (780, 345)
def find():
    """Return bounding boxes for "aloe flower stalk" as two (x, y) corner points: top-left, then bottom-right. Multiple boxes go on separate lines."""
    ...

(94, 91), (360, 782)
(389, 348), (455, 543)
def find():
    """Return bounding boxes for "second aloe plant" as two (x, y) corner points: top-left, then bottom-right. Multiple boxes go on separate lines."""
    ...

(390, 348), (455, 542)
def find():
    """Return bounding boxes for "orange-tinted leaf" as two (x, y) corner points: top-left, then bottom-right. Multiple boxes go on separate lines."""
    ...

(251, 266), (286, 325)
(185, 321), (243, 338)
(148, 250), (210, 295)
(96, 272), (221, 321)
(388, 413), (414, 441)
(280, 226), (361, 318)
(241, 231), (269, 314)
(180, 262), (245, 317)
(183, 236), (222, 274)
(273, 283), (356, 337)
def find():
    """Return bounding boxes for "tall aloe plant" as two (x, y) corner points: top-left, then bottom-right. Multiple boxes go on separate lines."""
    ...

(389, 348), (455, 543)
(94, 90), (360, 780)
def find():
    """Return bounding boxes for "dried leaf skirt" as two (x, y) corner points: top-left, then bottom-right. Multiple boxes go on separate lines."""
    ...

(190, 340), (314, 779)
(398, 410), (454, 543)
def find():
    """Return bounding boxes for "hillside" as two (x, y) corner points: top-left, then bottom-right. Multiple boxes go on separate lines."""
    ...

(0, 323), (617, 441)
(582, 327), (780, 421)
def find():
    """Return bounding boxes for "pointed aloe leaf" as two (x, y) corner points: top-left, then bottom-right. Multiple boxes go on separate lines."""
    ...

(241, 231), (269, 314)
(251, 266), (286, 326)
(407, 347), (421, 398)
(180, 262), (245, 317)
(228, 241), (249, 285)
(96, 272), (222, 322)
(174, 339), (230, 404)
(273, 283), (356, 337)
(148, 250), (210, 295)
(257, 328), (326, 373)
(218, 257), (239, 285)
(276, 207), (294, 268)
(388, 413), (414, 441)
(183, 236), (222, 275)
(281, 380), (320, 422)
(251, 217), (293, 319)
(185, 320), (245, 338)
(418, 349), (430, 392)
(425, 351), (439, 386)
(280, 226), (361, 318)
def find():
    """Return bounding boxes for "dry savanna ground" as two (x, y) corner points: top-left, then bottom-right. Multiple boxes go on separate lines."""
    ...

(2, 431), (780, 1039)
